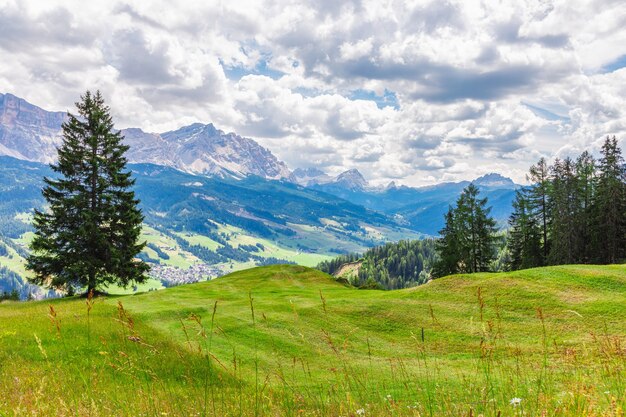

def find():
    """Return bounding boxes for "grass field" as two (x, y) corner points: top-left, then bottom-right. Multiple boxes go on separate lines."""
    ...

(0, 264), (624, 416)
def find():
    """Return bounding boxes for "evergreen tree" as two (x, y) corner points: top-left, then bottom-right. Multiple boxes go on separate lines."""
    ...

(434, 185), (498, 276)
(573, 151), (595, 262)
(527, 157), (551, 264)
(507, 189), (542, 270)
(27, 91), (149, 294)
(454, 184), (498, 273)
(549, 157), (578, 264)
(592, 136), (626, 263)
(432, 207), (461, 277)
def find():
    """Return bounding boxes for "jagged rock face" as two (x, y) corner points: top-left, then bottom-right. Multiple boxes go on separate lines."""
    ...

(121, 128), (180, 168)
(333, 168), (368, 191)
(161, 123), (291, 179)
(0, 93), (292, 181)
(472, 173), (515, 188)
(0, 93), (65, 163)
(289, 167), (333, 186)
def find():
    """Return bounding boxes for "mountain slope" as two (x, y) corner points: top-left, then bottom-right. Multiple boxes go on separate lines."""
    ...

(1, 264), (624, 415)
(0, 93), (66, 163)
(0, 156), (420, 295)
(314, 173), (519, 235)
(317, 238), (438, 289)
(0, 93), (291, 180)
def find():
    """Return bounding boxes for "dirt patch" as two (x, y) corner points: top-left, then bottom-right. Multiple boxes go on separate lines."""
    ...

(333, 260), (363, 281)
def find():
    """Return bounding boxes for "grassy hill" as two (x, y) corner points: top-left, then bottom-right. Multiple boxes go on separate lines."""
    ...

(0, 264), (624, 416)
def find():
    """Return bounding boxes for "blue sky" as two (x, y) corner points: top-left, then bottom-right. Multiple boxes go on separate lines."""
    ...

(0, 0), (625, 185)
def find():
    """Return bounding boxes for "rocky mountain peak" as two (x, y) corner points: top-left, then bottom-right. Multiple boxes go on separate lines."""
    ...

(0, 93), (292, 181)
(161, 123), (291, 179)
(334, 169), (368, 191)
(0, 93), (65, 163)
(472, 173), (516, 188)
(289, 167), (333, 186)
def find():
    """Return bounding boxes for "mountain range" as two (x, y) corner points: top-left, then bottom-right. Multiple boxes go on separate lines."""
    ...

(0, 92), (520, 201)
(0, 93), (291, 180)
(0, 92), (520, 296)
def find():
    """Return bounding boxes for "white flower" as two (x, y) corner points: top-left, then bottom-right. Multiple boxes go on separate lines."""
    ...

(510, 397), (522, 406)
(356, 409), (365, 416)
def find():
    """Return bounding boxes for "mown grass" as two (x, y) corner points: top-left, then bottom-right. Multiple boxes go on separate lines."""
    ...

(0, 264), (624, 416)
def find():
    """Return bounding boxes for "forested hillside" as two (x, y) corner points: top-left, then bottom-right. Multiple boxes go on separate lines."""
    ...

(317, 239), (437, 289)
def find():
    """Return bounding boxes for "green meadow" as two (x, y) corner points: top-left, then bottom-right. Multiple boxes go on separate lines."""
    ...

(0, 264), (624, 416)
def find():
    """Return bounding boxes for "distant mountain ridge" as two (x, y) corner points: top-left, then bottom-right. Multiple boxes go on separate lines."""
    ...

(0, 92), (520, 237)
(290, 167), (370, 191)
(0, 93), (290, 180)
(0, 92), (520, 196)
(472, 173), (516, 189)
(311, 171), (520, 235)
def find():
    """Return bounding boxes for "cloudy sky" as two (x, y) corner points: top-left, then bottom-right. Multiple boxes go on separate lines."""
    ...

(1, 0), (625, 185)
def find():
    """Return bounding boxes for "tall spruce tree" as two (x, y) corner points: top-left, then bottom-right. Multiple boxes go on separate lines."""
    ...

(27, 91), (149, 294)
(432, 207), (461, 277)
(549, 157), (578, 265)
(455, 184), (498, 273)
(527, 157), (551, 264)
(574, 151), (595, 262)
(434, 184), (498, 276)
(592, 136), (626, 263)
(507, 189), (542, 270)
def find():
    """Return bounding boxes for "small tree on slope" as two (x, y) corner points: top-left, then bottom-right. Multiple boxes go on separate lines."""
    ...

(433, 184), (498, 277)
(27, 91), (149, 294)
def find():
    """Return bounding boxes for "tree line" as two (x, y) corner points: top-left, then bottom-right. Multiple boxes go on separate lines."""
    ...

(508, 136), (625, 269)
(434, 136), (625, 276)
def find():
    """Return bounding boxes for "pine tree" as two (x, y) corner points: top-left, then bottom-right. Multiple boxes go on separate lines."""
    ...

(507, 189), (542, 270)
(454, 184), (498, 273)
(527, 158), (551, 264)
(574, 151), (595, 262)
(592, 136), (626, 263)
(549, 157), (578, 265)
(27, 91), (149, 294)
(432, 207), (461, 277)
(434, 185), (498, 276)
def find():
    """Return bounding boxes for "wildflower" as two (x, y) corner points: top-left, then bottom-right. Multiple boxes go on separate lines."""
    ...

(356, 408), (365, 416)
(510, 397), (522, 406)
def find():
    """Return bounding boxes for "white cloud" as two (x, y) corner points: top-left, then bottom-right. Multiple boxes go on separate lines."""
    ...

(0, 0), (625, 186)
(339, 38), (374, 61)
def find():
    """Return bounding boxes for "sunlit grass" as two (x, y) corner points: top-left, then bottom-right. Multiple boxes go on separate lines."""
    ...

(0, 264), (624, 416)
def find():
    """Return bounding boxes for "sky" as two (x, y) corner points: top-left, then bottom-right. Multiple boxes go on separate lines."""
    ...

(1, 0), (625, 186)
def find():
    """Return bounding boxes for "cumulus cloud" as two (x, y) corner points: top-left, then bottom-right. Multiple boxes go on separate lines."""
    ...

(0, 0), (625, 185)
